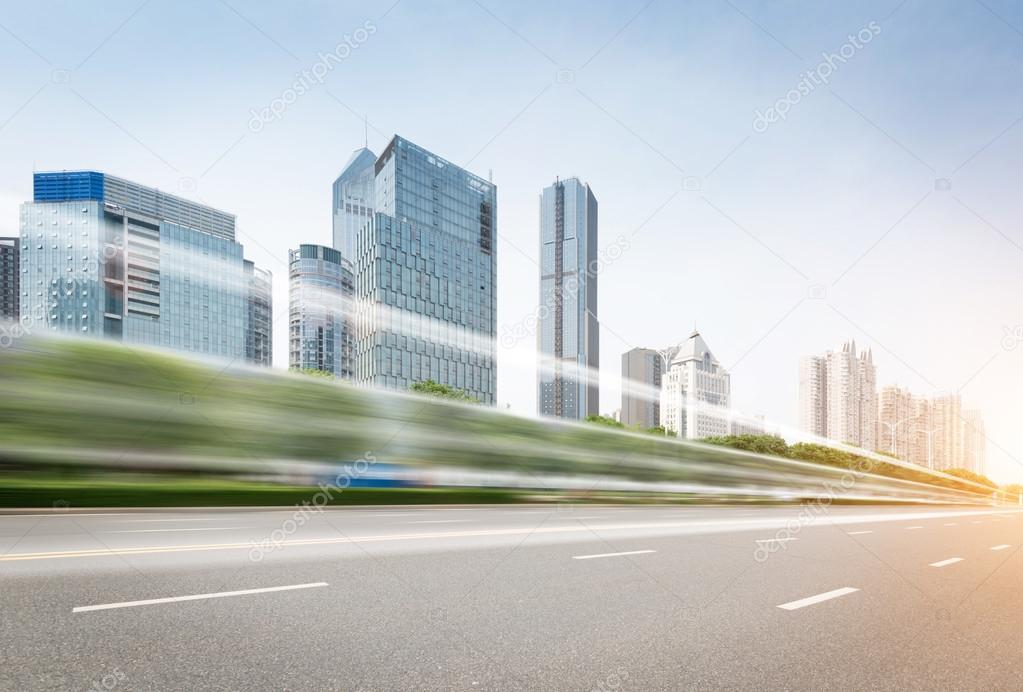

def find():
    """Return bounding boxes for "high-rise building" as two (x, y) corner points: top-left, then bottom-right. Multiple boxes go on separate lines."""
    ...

(0, 237), (18, 320)
(537, 177), (599, 419)
(660, 330), (731, 439)
(876, 385), (915, 458)
(332, 147), (376, 263)
(798, 340), (876, 448)
(289, 244), (352, 378)
(19, 171), (266, 359)
(244, 261), (273, 367)
(621, 347), (664, 428)
(352, 135), (496, 403)
(962, 409), (987, 475)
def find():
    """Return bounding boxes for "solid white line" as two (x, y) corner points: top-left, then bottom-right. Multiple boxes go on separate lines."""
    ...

(906, 526), (924, 530)
(115, 517), (242, 523)
(105, 527), (253, 533)
(572, 550), (656, 560)
(944, 523), (958, 526)
(972, 521), (983, 524)
(755, 537), (798, 544)
(991, 545), (1011, 551)
(846, 530), (873, 535)
(405, 520), (467, 524)
(930, 558), (963, 568)
(777, 587), (859, 610)
(73, 582), (328, 613)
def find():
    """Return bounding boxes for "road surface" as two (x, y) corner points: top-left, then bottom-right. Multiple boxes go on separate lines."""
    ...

(2, 504), (1022, 690)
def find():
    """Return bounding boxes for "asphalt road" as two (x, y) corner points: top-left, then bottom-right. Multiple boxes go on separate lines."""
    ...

(2, 503), (1022, 691)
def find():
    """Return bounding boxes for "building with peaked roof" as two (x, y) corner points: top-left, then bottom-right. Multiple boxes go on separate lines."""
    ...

(332, 147), (377, 264)
(660, 330), (731, 439)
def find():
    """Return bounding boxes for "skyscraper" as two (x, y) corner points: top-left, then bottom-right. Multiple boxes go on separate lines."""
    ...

(798, 340), (875, 448)
(962, 409), (987, 475)
(244, 261), (273, 367)
(660, 330), (730, 439)
(876, 385), (915, 458)
(0, 237), (18, 320)
(332, 147), (376, 263)
(537, 177), (599, 419)
(289, 244), (352, 377)
(352, 135), (496, 402)
(19, 171), (267, 359)
(621, 347), (664, 428)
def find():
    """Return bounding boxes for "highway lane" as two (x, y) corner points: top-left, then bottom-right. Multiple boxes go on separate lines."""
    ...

(2, 504), (1022, 690)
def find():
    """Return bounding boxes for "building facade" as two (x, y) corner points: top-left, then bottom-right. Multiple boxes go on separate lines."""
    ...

(537, 178), (599, 419)
(332, 147), (376, 263)
(660, 331), (731, 439)
(876, 385), (915, 458)
(620, 347), (664, 429)
(0, 237), (17, 320)
(798, 340), (876, 449)
(289, 244), (352, 377)
(19, 171), (268, 362)
(244, 261), (273, 367)
(352, 135), (496, 403)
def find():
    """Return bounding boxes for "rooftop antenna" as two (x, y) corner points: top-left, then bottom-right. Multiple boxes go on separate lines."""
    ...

(364, 115), (368, 148)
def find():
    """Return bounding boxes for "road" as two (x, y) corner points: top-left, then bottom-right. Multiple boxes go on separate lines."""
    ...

(2, 503), (1022, 691)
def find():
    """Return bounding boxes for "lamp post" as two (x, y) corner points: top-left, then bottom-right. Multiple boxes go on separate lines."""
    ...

(878, 416), (914, 457)
(919, 427), (943, 470)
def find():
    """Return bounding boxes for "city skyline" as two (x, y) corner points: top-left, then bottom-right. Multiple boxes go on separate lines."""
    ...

(0, 1), (1021, 481)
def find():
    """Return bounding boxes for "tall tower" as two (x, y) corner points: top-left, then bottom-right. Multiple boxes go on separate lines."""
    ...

(537, 177), (599, 419)
(621, 348), (664, 428)
(352, 135), (496, 403)
(289, 244), (352, 378)
(660, 330), (730, 439)
(331, 148), (376, 264)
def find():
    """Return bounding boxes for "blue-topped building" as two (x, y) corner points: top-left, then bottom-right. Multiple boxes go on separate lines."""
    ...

(19, 171), (270, 364)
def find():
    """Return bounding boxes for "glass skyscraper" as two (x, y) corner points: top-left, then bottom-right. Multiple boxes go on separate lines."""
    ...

(537, 177), (599, 419)
(244, 261), (273, 367)
(0, 237), (18, 320)
(289, 244), (352, 377)
(19, 171), (270, 363)
(332, 147), (377, 263)
(352, 135), (496, 403)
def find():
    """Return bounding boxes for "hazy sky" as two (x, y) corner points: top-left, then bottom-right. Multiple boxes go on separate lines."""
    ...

(2, 0), (1022, 481)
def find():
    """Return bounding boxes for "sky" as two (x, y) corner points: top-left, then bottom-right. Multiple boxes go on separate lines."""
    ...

(1, 0), (1023, 481)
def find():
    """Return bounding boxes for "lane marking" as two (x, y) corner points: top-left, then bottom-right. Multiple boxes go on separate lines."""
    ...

(405, 520), (468, 524)
(972, 521), (983, 524)
(906, 526), (924, 530)
(572, 550), (656, 560)
(73, 582), (328, 613)
(930, 558), (963, 568)
(114, 517), (243, 523)
(944, 523), (958, 526)
(991, 545), (1011, 551)
(777, 587), (859, 610)
(6, 509), (1023, 563)
(846, 530), (873, 535)
(755, 537), (797, 544)
(105, 527), (253, 534)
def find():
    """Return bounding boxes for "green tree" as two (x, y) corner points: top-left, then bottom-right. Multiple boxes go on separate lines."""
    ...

(409, 379), (479, 403)
(942, 467), (997, 489)
(703, 434), (789, 456)
(289, 367), (335, 379)
(584, 414), (624, 428)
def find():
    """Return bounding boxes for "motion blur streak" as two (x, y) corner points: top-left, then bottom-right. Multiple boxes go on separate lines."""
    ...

(0, 334), (1004, 505)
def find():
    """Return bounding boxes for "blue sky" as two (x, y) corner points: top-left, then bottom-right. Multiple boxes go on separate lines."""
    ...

(2, 0), (1023, 481)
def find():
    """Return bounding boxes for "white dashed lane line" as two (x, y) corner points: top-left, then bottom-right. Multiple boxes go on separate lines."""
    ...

(572, 550), (656, 560)
(930, 558), (964, 568)
(991, 545), (1011, 551)
(905, 526), (924, 530)
(846, 530), (873, 535)
(755, 538), (797, 544)
(777, 587), (860, 611)
(73, 582), (329, 613)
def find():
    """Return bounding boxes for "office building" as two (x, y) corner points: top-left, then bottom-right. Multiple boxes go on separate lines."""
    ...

(289, 244), (352, 377)
(962, 409), (987, 476)
(537, 177), (599, 419)
(798, 340), (876, 448)
(0, 237), (17, 320)
(19, 171), (267, 360)
(352, 135), (496, 403)
(660, 330), (731, 439)
(244, 261), (273, 366)
(332, 147), (376, 263)
(621, 347), (664, 429)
